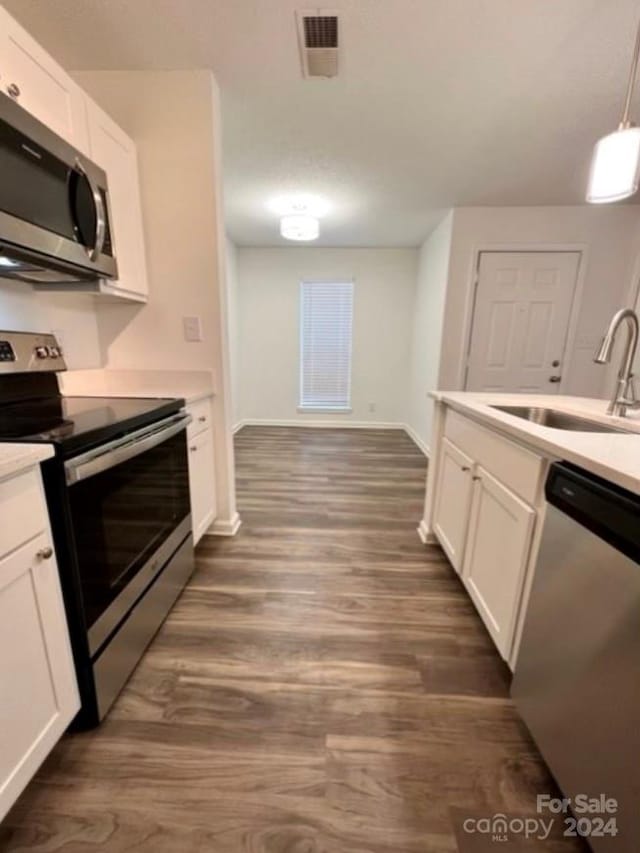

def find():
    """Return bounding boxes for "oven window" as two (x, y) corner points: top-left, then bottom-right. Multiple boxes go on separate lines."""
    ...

(68, 429), (190, 631)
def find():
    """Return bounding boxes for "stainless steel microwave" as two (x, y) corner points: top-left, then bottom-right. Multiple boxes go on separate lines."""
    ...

(0, 93), (118, 284)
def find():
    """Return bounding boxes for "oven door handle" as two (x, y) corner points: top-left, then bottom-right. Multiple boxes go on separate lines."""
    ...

(65, 413), (191, 485)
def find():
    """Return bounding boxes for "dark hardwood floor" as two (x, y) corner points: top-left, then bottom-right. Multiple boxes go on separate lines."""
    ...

(1, 427), (582, 852)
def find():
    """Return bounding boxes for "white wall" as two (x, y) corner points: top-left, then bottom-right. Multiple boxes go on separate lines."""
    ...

(225, 237), (240, 427)
(406, 212), (453, 452)
(74, 69), (238, 529)
(439, 206), (640, 398)
(0, 280), (101, 368)
(235, 247), (418, 426)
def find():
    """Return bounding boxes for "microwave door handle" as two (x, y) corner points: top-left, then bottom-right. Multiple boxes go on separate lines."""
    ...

(65, 414), (191, 485)
(92, 183), (106, 260)
(74, 158), (106, 262)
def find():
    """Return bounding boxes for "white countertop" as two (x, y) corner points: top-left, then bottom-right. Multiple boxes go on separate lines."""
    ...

(59, 369), (216, 405)
(433, 392), (640, 495)
(0, 444), (54, 481)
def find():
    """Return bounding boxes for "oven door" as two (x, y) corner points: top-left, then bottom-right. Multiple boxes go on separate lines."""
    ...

(63, 413), (191, 656)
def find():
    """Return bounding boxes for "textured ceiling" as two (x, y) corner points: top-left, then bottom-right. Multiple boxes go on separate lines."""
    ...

(4, 0), (639, 246)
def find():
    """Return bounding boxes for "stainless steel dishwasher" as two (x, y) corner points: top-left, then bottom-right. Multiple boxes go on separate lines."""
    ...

(512, 462), (640, 852)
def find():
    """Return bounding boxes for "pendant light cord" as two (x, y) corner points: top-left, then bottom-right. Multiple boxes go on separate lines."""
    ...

(621, 17), (640, 127)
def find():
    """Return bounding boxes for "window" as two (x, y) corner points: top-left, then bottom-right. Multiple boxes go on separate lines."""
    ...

(299, 281), (353, 411)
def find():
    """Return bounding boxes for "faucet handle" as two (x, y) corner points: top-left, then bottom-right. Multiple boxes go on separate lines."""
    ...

(626, 373), (637, 400)
(619, 374), (640, 409)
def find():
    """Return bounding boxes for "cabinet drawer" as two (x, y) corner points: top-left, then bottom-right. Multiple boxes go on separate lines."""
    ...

(0, 469), (48, 558)
(444, 409), (543, 505)
(187, 398), (212, 439)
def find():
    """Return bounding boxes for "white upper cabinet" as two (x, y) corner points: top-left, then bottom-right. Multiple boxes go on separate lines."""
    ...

(0, 6), (149, 302)
(0, 6), (90, 154)
(84, 97), (149, 302)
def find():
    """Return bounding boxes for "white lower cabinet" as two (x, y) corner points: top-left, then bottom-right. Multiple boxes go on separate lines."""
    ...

(461, 468), (535, 659)
(186, 398), (217, 544)
(429, 409), (542, 664)
(0, 472), (80, 822)
(433, 438), (474, 573)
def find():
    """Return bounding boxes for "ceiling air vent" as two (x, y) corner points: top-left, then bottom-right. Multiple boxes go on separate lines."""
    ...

(296, 10), (339, 78)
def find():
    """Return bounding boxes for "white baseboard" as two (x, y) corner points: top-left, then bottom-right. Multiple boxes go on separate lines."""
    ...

(402, 423), (430, 457)
(417, 519), (438, 545)
(232, 421), (246, 434)
(206, 512), (242, 537)
(234, 418), (406, 430)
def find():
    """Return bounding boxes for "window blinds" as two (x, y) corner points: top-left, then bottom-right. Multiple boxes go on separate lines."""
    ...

(299, 281), (353, 410)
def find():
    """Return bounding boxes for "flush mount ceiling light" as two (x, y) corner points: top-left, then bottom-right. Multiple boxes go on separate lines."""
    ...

(587, 18), (640, 203)
(280, 214), (320, 241)
(268, 193), (329, 241)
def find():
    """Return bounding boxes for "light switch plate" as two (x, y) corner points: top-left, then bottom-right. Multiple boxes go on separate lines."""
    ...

(183, 316), (203, 342)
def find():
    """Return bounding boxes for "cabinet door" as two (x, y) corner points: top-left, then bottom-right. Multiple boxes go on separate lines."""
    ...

(0, 533), (80, 821)
(85, 97), (149, 301)
(0, 6), (89, 152)
(462, 468), (535, 659)
(433, 438), (474, 573)
(188, 428), (217, 544)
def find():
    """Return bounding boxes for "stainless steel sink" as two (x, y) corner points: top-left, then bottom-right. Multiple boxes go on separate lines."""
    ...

(489, 405), (631, 434)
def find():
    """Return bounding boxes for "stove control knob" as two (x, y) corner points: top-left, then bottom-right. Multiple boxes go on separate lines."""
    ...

(35, 346), (49, 359)
(48, 346), (60, 358)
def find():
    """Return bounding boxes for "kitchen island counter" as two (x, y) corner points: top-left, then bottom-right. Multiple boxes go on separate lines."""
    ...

(430, 392), (640, 496)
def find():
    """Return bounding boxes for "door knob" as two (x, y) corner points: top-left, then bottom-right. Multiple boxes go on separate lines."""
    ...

(549, 375), (562, 383)
(36, 546), (53, 560)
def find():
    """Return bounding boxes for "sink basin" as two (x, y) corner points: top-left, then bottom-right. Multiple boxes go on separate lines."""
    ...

(489, 405), (631, 434)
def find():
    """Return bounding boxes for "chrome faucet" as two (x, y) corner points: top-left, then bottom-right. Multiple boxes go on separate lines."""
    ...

(594, 308), (640, 417)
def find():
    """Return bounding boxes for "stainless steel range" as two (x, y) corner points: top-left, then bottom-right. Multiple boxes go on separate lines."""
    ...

(0, 330), (194, 727)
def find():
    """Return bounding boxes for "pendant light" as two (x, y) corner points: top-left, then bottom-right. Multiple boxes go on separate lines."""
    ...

(587, 18), (640, 203)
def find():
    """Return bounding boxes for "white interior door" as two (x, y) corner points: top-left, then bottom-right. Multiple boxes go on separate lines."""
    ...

(465, 251), (580, 393)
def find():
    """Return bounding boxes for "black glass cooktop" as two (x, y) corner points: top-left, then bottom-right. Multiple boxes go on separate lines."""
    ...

(0, 394), (184, 456)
